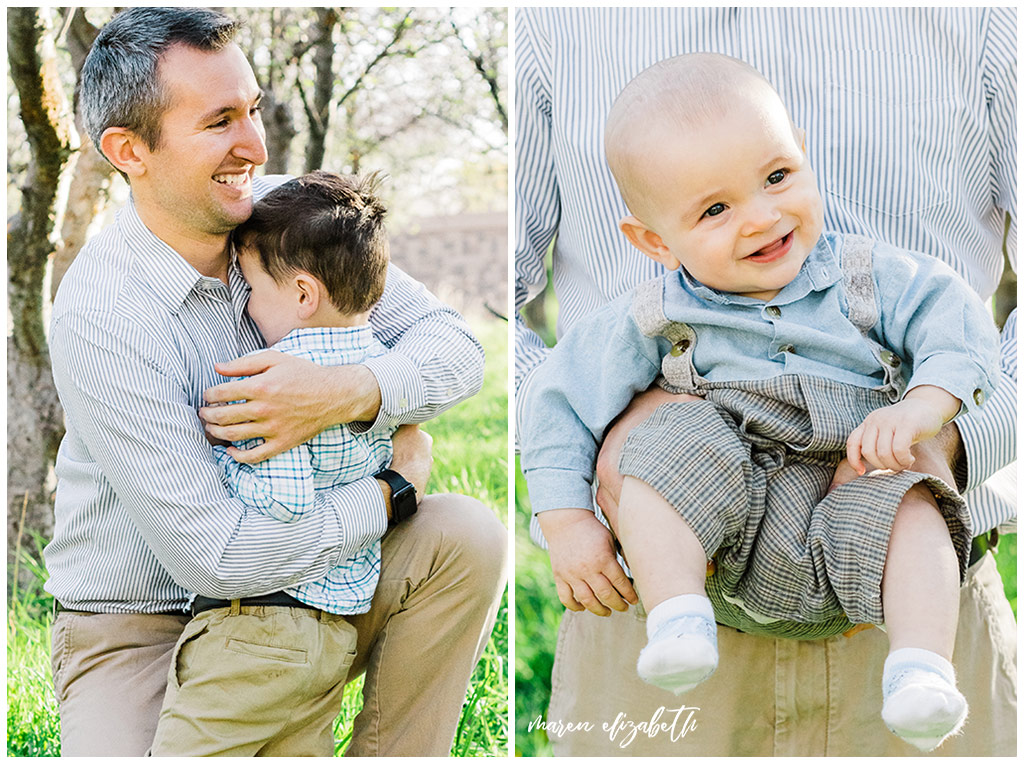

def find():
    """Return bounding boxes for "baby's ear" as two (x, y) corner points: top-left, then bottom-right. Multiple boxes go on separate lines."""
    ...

(619, 216), (681, 270)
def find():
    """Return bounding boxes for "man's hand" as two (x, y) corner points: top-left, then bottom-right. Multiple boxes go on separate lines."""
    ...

(200, 351), (382, 463)
(536, 508), (638, 616)
(594, 386), (701, 532)
(845, 386), (960, 474)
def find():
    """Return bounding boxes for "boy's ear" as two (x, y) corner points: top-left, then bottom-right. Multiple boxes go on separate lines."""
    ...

(619, 215), (681, 270)
(294, 273), (321, 320)
(99, 127), (147, 179)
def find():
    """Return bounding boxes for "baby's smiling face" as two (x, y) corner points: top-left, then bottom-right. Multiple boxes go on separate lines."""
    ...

(628, 91), (825, 302)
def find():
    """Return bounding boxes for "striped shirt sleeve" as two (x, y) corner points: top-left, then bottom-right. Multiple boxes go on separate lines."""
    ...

(362, 263), (485, 430)
(514, 8), (559, 444)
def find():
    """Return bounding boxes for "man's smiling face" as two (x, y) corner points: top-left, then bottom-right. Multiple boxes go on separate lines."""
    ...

(134, 42), (268, 241)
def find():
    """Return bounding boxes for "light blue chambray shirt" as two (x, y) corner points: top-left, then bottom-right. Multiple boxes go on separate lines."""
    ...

(515, 7), (1017, 535)
(213, 325), (394, 614)
(47, 175), (484, 613)
(520, 232), (1001, 515)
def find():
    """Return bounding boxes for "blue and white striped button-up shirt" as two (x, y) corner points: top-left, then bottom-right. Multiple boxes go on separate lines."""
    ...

(213, 326), (394, 614)
(47, 175), (484, 613)
(515, 7), (1016, 535)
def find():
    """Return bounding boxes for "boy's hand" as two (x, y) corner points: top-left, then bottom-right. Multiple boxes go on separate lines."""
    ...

(537, 508), (638, 616)
(200, 352), (382, 463)
(845, 385), (960, 474)
(388, 424), (432, 501)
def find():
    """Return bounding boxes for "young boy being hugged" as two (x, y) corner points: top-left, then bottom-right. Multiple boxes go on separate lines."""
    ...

(151, 171), (409, 756)
(520, 54), (1000, 752)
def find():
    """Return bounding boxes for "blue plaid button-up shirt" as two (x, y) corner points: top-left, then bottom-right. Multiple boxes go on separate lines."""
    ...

(214, 325), (394, 613)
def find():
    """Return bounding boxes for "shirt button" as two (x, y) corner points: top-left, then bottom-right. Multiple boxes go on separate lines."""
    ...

(399, 397), (408, 409)
(973, 388), (986, 406)
(879, 350), (901, 368)
(669, 338), (691, 357)
(778, 344), (795, 354)
(766, 306), (782, 318)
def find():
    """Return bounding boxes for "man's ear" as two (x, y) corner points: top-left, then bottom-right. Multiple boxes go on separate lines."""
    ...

(294, 273), (322, 320)
(99, 127), (147, 179)
(619, 215), (681, 270)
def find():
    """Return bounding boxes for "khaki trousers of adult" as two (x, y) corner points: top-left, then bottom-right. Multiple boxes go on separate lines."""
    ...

(544, 551), (1016, 756)
(49, 493), (507, 757)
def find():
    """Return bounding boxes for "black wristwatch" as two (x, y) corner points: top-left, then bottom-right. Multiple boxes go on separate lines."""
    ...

(374, 468), (418, 524)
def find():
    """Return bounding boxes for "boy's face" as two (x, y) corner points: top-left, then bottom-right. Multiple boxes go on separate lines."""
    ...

(626, 91), (824, 301)
(237, 247), (300, 346)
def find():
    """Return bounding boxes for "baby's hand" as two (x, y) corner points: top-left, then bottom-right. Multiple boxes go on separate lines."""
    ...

(536, 508), (638, 616)
(846, 385), (960, 474)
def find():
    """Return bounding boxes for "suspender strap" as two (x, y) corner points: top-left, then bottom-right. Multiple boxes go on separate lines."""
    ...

(840, 233), (879, 335)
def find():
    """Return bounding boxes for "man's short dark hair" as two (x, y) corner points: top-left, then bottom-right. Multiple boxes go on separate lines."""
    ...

(233, 171), (391, 314)
(81, 7), (240, 157)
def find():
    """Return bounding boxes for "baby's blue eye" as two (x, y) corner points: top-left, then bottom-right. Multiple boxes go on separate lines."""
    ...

(767, 169), (787, 185)
(703, 203), (726, 218)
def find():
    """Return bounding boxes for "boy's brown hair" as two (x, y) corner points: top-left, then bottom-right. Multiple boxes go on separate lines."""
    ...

(233, 170), (389, 314)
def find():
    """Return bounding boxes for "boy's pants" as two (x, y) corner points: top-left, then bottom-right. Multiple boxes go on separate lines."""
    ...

(544, 551), (1016, 756)
(49, 493), (507, 757)
(149, 604), (360, 756)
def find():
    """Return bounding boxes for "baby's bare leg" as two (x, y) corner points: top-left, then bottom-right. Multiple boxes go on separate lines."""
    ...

(881, 484), (959, 658)
(616, 476), (709, 610)
(617, 476), (718, 694)
(880, 483), (966, 751)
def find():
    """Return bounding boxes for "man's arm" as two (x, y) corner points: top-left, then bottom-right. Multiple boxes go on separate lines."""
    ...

(50, 310), (394, 599)
(513, 7), (561, 444)
(201, 263), (483, 462)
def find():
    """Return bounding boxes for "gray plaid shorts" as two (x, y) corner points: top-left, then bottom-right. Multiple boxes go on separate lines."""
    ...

(618, 374), (972, 640)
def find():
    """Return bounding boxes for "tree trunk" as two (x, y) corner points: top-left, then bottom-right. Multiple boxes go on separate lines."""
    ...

(303, 8), (338, 173)
(52, 8), (114, 300)
(7, 8), (75, 574)
(262, 90), (298, 175)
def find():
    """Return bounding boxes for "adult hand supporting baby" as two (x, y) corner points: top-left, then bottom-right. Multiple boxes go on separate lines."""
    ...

(537, 508), (638, 616)
(594, 386), (702, 532)
(200, 350), (383, 463)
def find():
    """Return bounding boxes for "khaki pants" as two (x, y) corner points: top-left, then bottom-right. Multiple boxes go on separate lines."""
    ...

(149, 605), (360, 756)
(50, 493), (507, 757)
(544, 552), (1016, 756)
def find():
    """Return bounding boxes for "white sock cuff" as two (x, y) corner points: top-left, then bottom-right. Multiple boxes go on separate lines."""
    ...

(646, 594), (714, 637)
(884, 648), (956, 686)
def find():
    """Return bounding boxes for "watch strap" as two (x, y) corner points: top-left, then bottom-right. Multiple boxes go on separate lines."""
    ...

(374, 468), (417, 523)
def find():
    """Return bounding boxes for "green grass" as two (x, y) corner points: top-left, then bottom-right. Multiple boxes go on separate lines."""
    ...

(6, 316), (509, 758)
(513, 456), (1018, 757)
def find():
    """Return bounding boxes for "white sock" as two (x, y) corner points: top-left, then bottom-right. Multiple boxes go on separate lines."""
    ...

(637, 594), (718, 695)
(881, 648), (967, 751)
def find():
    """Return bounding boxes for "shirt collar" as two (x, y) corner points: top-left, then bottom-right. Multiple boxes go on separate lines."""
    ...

(273, 325), (376, 354)
(677, 233), (841, 306)
(116, 195), (232, 314)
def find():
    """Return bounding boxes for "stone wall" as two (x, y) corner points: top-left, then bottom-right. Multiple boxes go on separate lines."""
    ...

(389, 211), (508, 319)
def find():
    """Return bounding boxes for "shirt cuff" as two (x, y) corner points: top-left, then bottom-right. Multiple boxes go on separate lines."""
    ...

(907, 354), (995, 417)
(322, 475), (390, 566)
(524, 467), (595, 515)
(956, 368), (1017, 492)
(355, 351), (426, 432)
